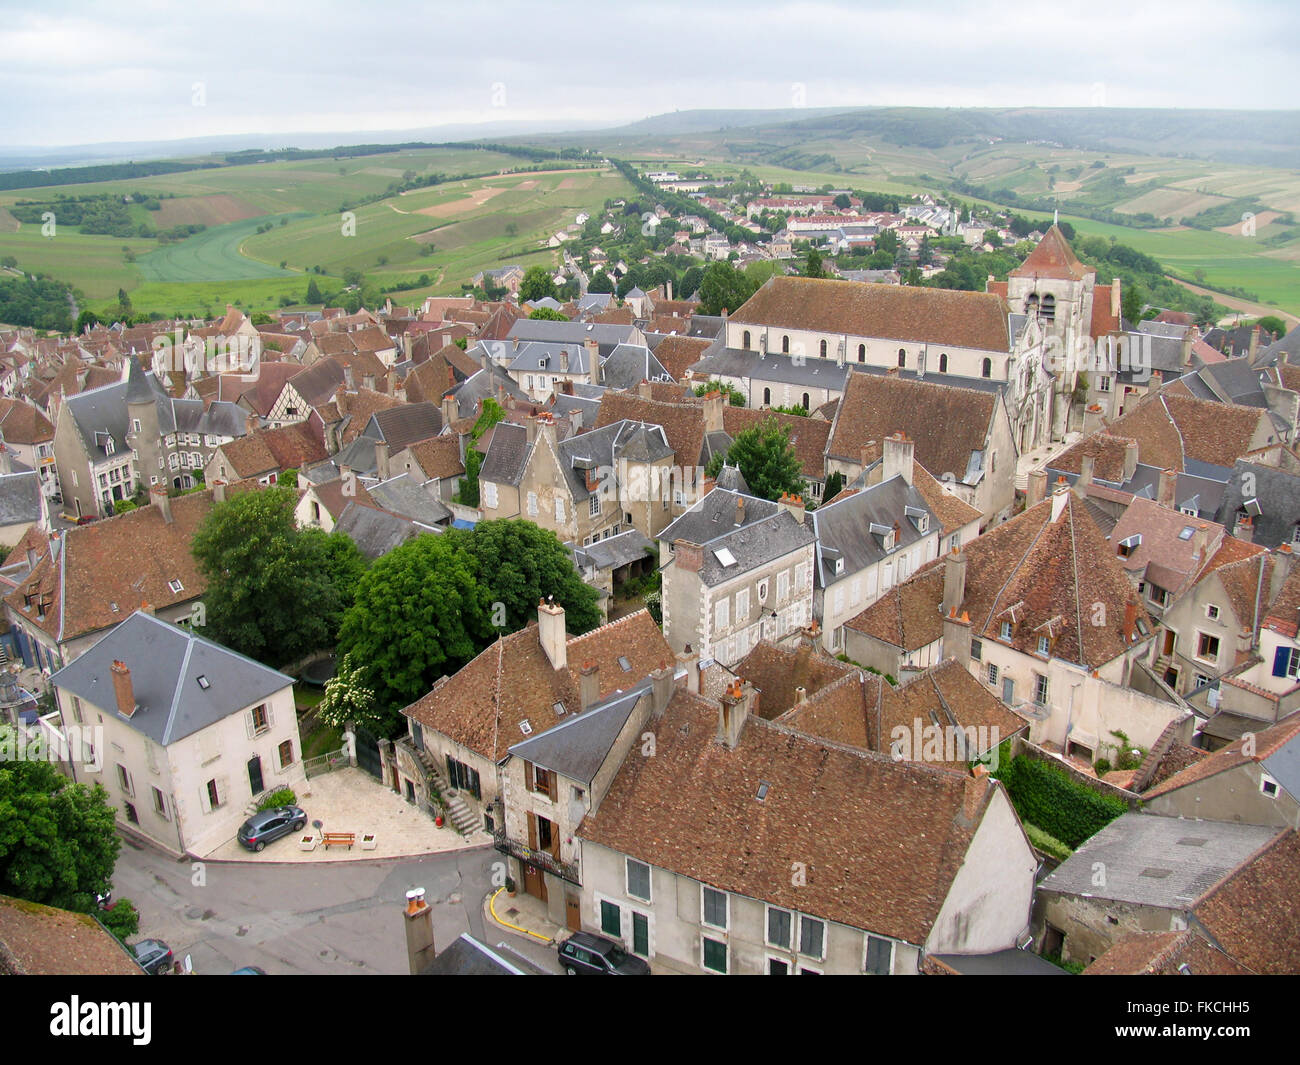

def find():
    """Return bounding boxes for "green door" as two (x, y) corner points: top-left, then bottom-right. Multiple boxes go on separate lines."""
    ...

(632, 911), (649, 956)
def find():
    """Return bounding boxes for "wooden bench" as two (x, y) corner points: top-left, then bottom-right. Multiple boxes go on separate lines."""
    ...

(321, 832), (356, 850)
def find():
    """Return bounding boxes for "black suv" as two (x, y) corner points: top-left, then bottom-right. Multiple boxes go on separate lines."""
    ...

(132, 939), (173, 975)
(557, 932), (651, 975)
(237, 806), (306, 852)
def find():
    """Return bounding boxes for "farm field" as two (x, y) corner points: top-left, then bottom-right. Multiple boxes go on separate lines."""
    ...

(0, 227), (153, 299)
(136, 213), (307, 282)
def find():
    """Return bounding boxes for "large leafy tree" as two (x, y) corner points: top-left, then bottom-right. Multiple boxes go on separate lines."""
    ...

(452, 520), (601, 635)
(191, 486), (359, 666)
(587, 270), (614, 294)
(705, 417), (806, 502)
(519, 266), (557, 303)
(696, 260), (758, 316)
(0, 742), (119, 912)
(336, 534), (494, 729)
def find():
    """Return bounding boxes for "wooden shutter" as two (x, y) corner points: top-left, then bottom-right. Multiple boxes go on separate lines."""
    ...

(549, 818), (560, 859)
(546, 771), (557, 802)
(524, 761), (535, 793)
(1274, 646), (1291, 677)
(527, 812), (538, 850)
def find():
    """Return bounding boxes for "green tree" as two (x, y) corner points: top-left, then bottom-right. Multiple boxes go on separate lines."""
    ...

(587, 270), (614, 294)
(306, 278), (323, 304)
(696, 260), (757, 316)
(519, 265), (557, 303)
(1121, 282), (1145, 324)
(315, 653), (382, 734)
(874, 229), (899, 257)
(279, 468), (298, 489)
(705, 417), (805, 501)
(191, 487), (351, 666)
(100, 898), (141, 942)
(0, 739), (119, 912)
(453, 519), (601, 635)
(678, 265), (704, 299)
(529, 307), (568, 321)
(823, 470), (845, 501)
(75, 309), (101, 333)
(1256, 315), (1287, 340)
(803, 248), (826, 279)
(342, 267), (365, 288)
(694, 380), (745, 406)
(337, 535), (494, 729)
(833, 193), (851, 210)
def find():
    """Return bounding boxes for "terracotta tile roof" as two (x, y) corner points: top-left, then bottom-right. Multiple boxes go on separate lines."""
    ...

(332, 389), (404, 446)
(578, 690), (998, 945)
(1206, 551), (1273, 636)
(732, 276), (1011, 353)
(828, 373), (996, 482)
(216, 418), (328, 478)
(3, 523), (49, 567)
(403, 354), (460, 405)
(405, 609), (670, 763)
(1104, 394), (1271, 471)
(1264, 559), (1300, 638)
(846, 565), (946, 651)
(308, 476), (373, 520)
(912, 463), (981, 535)
(401, 436), (465, 481)
(722, 407), (830, 481)
(1144, 713), (1300, 800)
(0, 399), (54, 444)
(732, 638), (856, 719)
(594, 394), (706, 467)
(1009, 225), (1091, 282)
(1142, 742), (1210, 792)
(1192, 829), (1300, 975)
(0, 895), (142, 975)
(1083, 929), (1252, 975)
(311, 332), (357, 357)
(591, 307), (635, 326)
(1090, 284), (1120, 337)
(348, 325), (395, 354)
(652, 335), (711, 380)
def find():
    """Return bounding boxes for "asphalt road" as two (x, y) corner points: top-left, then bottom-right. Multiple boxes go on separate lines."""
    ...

(111, 834), (562, 975)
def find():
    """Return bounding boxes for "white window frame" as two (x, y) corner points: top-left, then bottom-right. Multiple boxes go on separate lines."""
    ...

(1206, 604), (1220, 621)
(626, 858), (652, 903)
(482, 482), (498, 509)
(798, 915), (826, 961)
(864, 935), (893, 975)
(765, 905), (792, 950)
(589, 494), (600, 518)
(701, 935), (728, 974)
(555, 496), (566, 523)
(714, 597), (729, 632)
(701, 885), (729, 930)
(527, 491), (538, 517)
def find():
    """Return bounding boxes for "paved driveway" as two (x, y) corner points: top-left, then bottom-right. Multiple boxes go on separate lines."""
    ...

(111, 833), (562, 975)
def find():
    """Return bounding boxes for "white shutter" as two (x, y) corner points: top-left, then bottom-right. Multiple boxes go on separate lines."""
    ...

(199, 781), (212, 814)
(245, 711), (255, 740)
(265, 703), (275, 730)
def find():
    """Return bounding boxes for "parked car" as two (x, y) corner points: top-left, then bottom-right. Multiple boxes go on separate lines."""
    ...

(236, 805), (307, 852)
(132, 939), (173, 975)
(557, 932), (650, 975)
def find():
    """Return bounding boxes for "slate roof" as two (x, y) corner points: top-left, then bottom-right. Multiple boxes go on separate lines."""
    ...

(1216, 459), (1300, 549)
(1038, 813), (1277, 909)
(509, 683), (649, 784)
(660, 489), (815, 587)
(599, 344), (670, 391)
(333, 502), (433, 559)
(505, 319), (637, 355)
(578, 689), (1001, 946)
(570, 529), (654, 572)
(810, 474), (937, 588)
(0, 470), (40, 527)
(367, 402), (443, 451)
(479, 422), (531, 487)
(731, 276), (1011, 353)
(420, 933), (540, 975)
(50, 610), (292, 746)
(366, 473), (451, 526)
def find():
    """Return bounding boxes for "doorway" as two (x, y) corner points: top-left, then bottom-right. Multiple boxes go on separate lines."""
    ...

(247, 755), (263, 796)
(523, 863), (548, 903)
(565, 894), (581, 932)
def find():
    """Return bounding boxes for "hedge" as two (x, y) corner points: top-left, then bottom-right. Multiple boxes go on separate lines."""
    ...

(994, 754), (1126, 848)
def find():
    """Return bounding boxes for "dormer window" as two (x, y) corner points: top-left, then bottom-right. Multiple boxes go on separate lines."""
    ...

(1037, 635), (1050, 655)
(834, 558), (844, 575)
(1000, 621), (1012, 640)
(1117, 534), (1141, 558)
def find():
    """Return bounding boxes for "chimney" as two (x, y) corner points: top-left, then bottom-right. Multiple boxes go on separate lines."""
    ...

(882, 432), (914, 485)
(1236, 514), (1255, 543)
(244, 411), (259, 436)
(943, 609), (973, 667)
(0, 443), (9, 477)
(1083, 403), (1104, 434)
(1025, 468), (1048, 507)
(526, 412), (540, 445)
(1270, 544), (1295, 603)
(942, 549), (967, 615)
(537, 597), (567, 669)
(794, 685), (808, 705)
(1191, 523), (1210, 560)
(1157, 468), (1177, 508)
(342, 361), (354, 390)
(676, 645), (701, 694)
(1123, 440), (1139, 483)
(363, 372), (376, 392)
(584, 338), (600, 385)
(778, 492), (805, 524)
(1180, 330), (1193, 369)
(441, 392), (458, 429)
(1050, 477), (1070, 522)
(702, 389), (725, 433)
(151, 485), (172, 524)
(111, 660), (136, 718)
(1123, 598), (1138, 643)
(375, 440), (390, 481)
(212, 480), (227, 504)
(1111, 277), (1121, 320)
(579, 662), (600, 711)
(734, 495), (745, 526)
(673, 540), (704, 573)
(716, 678), (754, 750)
(637, 378), (653, 400)
(650, 663), (674, 717)
(403, 888), (436, 976)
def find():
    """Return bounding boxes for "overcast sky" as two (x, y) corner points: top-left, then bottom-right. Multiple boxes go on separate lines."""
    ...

(2, 0), (1297, 148)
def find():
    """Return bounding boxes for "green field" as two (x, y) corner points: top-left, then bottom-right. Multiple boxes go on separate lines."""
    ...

(136, 213), (307, 282)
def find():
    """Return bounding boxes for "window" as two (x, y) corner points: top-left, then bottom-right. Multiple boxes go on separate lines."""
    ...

(743, 330), (751, 350)
(763, 387), (771, 405)
(767, 906), (792, 948)
(799, 916), (825, 959)
(702, 937), (728, 974)
(777, 570), (790, 601)
(897, 348), (906, 368)
(589, 494), (600, 518)
(982, 358), (992, 378)
(715, 597), (729, 631)
(1099, 376), (1111, 392)
(533, 766), (555, 797)
(132, 419), (142, 432)
(152, 786), (167, 819)
(757, 578), (769, 603)
(632, 911), (649, 956)
(250, 704), (269, 735)
(702, 886), (728, 929)
(1037, 635), (1049, 655)
(819, 339), (827, 358)
(1035, 674), (1049, 706)
(527, 491), (538, 517)
(627, 858), (651, 902)
(858, 343), (866, 363)
(1273, 646), (1300, 679)
(801, 392), (810, 410)
(987, 663), (999, 686)
(1197, 632), (1220, 663)
(865, 936), (892, 975)
(116, 764), (133, 796)
(779, 334), (789, 354)
(971, 639), (982, 662)
(168, 579), (184, 594)
(938, 352), (948, 373)
(206, 779), (222, 810)
(278, 739), (294, 769)
(1206, 604), (1220, 621)
(1261, 774), (1280, 798)
(483, 482), (498, 509)
(1000, 620), (1012, 640)
(555, 497), (566, 523)
(601, 899), (621, 937)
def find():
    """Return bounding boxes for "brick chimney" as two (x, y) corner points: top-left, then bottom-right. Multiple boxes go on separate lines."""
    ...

(942, 549), (967, 615)
(1157, 468), (1177, 508)
(943, 609), (973, 667)
(778, 493), (805, 523)
(579, 661), (600, 711)
(734, 495), (745, 526)
(111, 660), (136, 718)
(150, 485), (172, 524)
(882, 432), (914, 485)
(673, 540), (704, 573)
(676, 644), (701, 694)
(537, 597), (567, 670)
(403, 888), (436, 975)
(1123, 597), (1138, 644)
(716, 678), (755, 750)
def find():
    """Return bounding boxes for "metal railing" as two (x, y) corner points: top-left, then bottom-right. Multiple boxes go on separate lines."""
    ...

(492, 827), (580, 885)
(303, 746), (350, 779)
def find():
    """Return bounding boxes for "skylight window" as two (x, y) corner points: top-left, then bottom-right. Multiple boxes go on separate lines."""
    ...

(618, 656), (632, 672)
(1178, 527), (1194, 541)
(168, 579), (184, 593)
(756, 781), (770, 801)
(713, 547), (737, 567)
(553, 702), (565, 716)
(196, 675), (210, 690)
(519, 719), (533, 735)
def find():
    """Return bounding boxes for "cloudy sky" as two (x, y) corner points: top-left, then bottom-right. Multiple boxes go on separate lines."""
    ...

(2, 0), (1297, 148)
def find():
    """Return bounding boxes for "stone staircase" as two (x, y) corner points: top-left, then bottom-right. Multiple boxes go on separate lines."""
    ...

(414, 746), (478, 836)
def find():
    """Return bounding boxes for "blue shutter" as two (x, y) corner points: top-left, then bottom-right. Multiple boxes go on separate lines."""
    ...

(1274, 646), (1290, 677)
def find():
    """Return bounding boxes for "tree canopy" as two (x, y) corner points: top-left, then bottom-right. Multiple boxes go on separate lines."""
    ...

(0, 740), (119, 912)
(519, 265), (557, 303)
(696, 260), (758, 316)
(705, 416), (806, 501)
